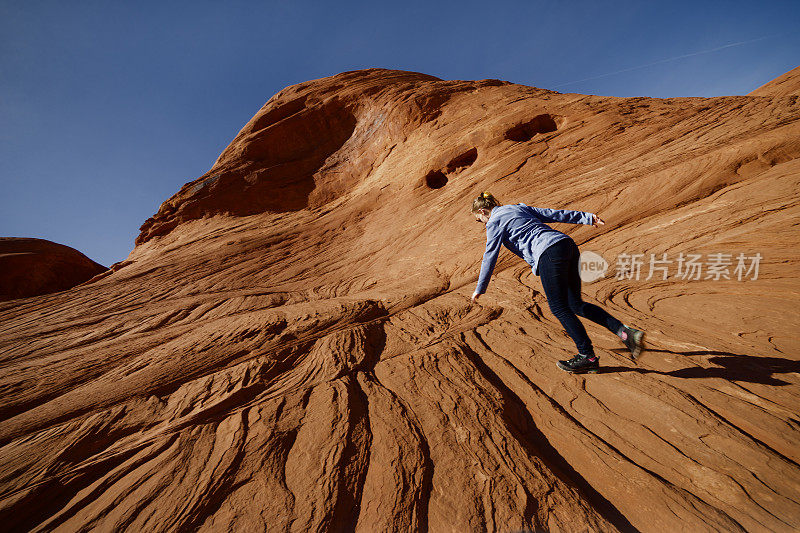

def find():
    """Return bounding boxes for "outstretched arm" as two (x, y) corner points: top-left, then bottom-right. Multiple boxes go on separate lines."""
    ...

(526, 205), (595, 225)
(590, 213), (605, 227)
(472, 222), (503, 302)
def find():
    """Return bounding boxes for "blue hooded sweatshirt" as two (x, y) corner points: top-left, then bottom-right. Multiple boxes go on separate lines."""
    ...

(475, 203), (595, 294)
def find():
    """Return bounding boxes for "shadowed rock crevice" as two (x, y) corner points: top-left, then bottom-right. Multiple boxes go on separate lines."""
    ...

(173, 411), (252, 531)
(446, 148), (478, 172)
(355, 370), (434, 531)
(424, 148), (478, 190)
(459, 335), (635, 532)
(505, 114), (560, 141)
(424, 170), (448, 189)
(329, 375), (372, 530)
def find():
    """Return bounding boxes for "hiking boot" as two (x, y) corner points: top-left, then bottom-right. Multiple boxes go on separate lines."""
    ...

(618, 324), (645, 359)
(557, 354), (599, 374)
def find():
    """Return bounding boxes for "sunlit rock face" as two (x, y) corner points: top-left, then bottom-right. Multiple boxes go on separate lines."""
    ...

(1, 67), (799, 532)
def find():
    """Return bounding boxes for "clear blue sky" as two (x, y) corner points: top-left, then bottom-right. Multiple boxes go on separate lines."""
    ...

(2, 0), (798, 267)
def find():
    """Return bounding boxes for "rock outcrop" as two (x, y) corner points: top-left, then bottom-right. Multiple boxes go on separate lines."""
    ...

(1, 67), (799, 532)
(0, 238), (106, 302)
(748, 65), (800, 98)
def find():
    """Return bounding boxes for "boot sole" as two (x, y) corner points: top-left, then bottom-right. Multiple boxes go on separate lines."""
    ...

(631, 330), (646, 359)
(556, 361), (599, 374)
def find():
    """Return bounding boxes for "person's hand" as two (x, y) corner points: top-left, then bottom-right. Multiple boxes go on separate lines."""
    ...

(471, 291), (481, 303)
(591, 213), (605, 227)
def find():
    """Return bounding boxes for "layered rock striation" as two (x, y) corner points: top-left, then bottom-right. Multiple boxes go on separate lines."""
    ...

(1, 67), (799, 532)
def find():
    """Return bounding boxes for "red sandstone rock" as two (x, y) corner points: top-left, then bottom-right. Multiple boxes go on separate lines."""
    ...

(1, 67), (799, 532)
(748, 65), (800, 98)
(0, 238), (106, 302)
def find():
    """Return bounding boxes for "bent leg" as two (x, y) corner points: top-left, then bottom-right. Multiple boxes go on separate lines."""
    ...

(574, 301), (624, 333)
(565, 241), (624, 334)
(539, 240), (595, 356)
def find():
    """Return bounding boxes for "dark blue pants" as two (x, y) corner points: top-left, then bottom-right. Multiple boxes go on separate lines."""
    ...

(537, 238), (623, 357)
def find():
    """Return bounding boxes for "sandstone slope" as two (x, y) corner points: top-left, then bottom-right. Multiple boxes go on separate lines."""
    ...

(749, 65), (800, 98)
(1, 67), (799, 532)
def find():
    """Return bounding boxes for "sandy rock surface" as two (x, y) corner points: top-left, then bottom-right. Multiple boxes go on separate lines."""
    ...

(0, 238), (106, 302)
(1, 67), (799, 532)
(749, 65), (800, 98)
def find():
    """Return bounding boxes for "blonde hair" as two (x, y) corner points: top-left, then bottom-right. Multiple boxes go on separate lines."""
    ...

(471, 191), (500, 213)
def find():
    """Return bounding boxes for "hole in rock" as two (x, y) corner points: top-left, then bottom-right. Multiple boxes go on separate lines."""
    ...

(505, 114), (558, 142)
(446, 148), (478, 173)
(425, 170), (448, 189)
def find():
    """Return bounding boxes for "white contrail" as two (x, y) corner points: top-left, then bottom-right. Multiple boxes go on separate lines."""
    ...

(552, 34), (778, 89)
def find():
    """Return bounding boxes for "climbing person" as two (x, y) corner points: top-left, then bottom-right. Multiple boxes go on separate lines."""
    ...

(470, 192), (645, 373)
